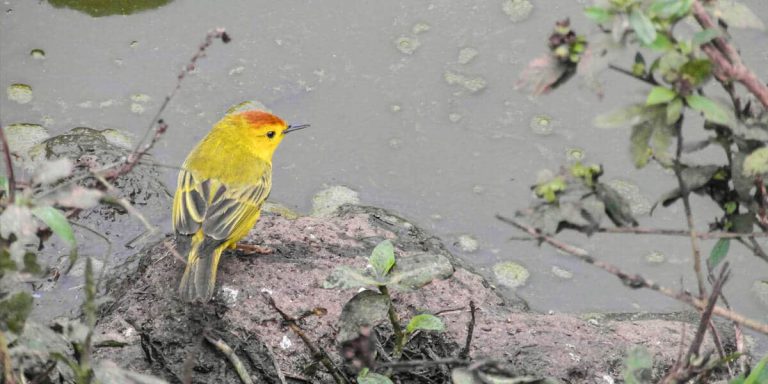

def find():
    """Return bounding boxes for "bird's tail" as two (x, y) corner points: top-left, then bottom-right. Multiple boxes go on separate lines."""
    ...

(178, 235), (224, 302)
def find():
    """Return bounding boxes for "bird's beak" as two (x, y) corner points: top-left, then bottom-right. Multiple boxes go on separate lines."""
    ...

(284, 124), (310, 134)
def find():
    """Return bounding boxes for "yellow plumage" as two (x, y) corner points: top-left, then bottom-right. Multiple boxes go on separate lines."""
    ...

(172, 110), (306, 302)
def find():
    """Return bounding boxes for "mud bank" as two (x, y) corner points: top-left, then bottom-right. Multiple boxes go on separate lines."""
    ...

(93, 204), (733, 383)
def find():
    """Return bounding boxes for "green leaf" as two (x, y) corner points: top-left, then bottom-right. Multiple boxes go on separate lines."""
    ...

(630, 124), (653, 168)
(0, 292), (33, 334)
(534, 177), (567, 203)
(31, 206), (76, 259)
(357, 372), (394, 384)
(624, 346), (653, 384)
(594, 104), (646, 129)
(630, 9), (657, 45)
(405, 314), (445, 334)
(387, 253), (454, 291)
(666, 98), (683, 125)
(337, 290), (390, 342)
(584, 6), (612, 23)
(708, 238), (730, 269)
(648, 33), (673, 51)
(369, 240), (395, 278)
(743, 355), (768, 384)
(680, 59), (712, 86)
(649, 0), (693, 18)
(692, 28), (721, 45)
(646, 87), (677, 105)
(650, 123), (675, 167)
(743, 147), (768, 177)
(323, 266), (384, 289)
(717, 1), (765, 30)
(685, 95), (733, 126)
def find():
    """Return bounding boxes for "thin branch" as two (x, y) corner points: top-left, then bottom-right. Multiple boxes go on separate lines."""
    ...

(0, 120), (16, 203)
(262, 293), (350, 384)
(608, 64), (658, 86)
(459, 301), (476, 360)
(691, 0), (768, 108)
(595, 226), (768, 240)
(672, 116), (706, 297)
(103, 28), (230, 181)
(497, 215), (768, 335)
(378, 357), (469, 370)
(203, 332), (253, 384)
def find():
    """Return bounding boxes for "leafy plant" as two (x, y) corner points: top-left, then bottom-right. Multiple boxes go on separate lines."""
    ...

(514, 0), (768, 381)
(325, 239), (452, 376)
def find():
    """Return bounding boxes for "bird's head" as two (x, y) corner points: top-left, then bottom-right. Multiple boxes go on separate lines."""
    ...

(226, 110), (309, 159)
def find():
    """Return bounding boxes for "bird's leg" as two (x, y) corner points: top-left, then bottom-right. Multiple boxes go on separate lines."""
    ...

(234, 242), (273, 255)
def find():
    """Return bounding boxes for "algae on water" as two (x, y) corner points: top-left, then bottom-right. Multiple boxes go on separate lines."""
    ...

(493, 261), (530, 288)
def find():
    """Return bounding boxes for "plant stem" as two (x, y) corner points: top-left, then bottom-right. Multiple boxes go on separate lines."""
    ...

(379, 286), (405, 358)
(596, 226), (768, 240)
(0, 120), (16, 203)
(691, 0), (768, 108)
(672, 117), (707, 297)
(608, 64), (658, 86)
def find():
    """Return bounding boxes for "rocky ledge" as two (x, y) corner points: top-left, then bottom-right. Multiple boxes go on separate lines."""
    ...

(92, 204), (733, 383)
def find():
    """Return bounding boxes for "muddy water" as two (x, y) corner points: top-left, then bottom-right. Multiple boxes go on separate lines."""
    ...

(2, 0), (768, 350)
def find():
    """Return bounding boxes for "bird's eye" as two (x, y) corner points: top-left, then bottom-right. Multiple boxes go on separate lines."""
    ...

(266, 131), (276, 139)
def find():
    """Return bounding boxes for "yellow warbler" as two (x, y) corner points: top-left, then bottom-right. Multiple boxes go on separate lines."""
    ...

(172, 110), (308, 302)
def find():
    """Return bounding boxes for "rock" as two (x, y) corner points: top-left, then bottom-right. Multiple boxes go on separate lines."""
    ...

(3, 123), (50, 156)
(311, 185), (361, 217)
(90, 203), (736, 383)
(26, 128), (171, 323)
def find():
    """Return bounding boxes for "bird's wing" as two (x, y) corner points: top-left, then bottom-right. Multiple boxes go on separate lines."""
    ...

(172, 168), (272, 241)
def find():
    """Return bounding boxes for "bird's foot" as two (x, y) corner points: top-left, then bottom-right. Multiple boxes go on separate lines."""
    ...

(235, 243), (273, 255)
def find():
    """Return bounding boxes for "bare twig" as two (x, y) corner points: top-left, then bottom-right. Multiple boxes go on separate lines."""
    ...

(204, 332), (253, 384)
(102, 28), (230, 181)
(686, 265), (729, 364)
(498, 215), (768, 335)
(459, 301), (476, 360)
(663, 265), (729, 383)
(378, 357), (468, 370)
(597, 226), (768, 240)
(608, 64), (658, 86)
(0, 120), (16, 203)
(262, 293), (350, 384)
(691, 0), (768, 108)
(672, 116), (706, 297)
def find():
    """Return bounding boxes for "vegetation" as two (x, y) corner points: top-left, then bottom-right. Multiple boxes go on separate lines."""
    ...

(512, 0), (768, 382)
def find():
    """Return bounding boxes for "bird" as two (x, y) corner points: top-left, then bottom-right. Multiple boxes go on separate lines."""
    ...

(172, 109), (308, 302)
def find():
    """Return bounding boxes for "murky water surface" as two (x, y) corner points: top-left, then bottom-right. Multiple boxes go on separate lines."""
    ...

(2, 0), (768, 350)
